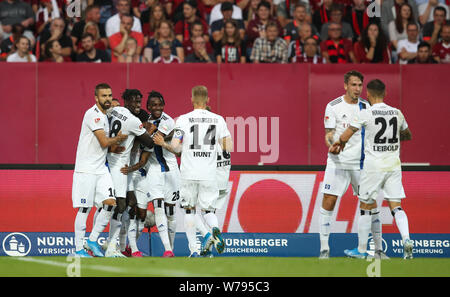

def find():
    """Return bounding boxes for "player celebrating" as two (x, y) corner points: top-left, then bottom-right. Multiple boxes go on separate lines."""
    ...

(330, 79), (414, 260)
(103, 89), (156, 258)
(72, 83), (128, 257)
(319, 70), (369, 259)
(142, 90), (180, 257)
(154, 86), (232, 257)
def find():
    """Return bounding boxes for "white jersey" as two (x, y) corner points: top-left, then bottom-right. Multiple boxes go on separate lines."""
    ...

(107, 106), (146, 167)
(147, 112), (179, 173)
(324, 96), (368, 170)
(175, 109), (230, 181)
(351, 102), (408, 172)
(74, 104), (110, 174)
(216, 126), (231, 189)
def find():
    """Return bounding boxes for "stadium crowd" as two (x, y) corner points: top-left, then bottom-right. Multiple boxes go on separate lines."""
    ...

(0, 0), (449, 63)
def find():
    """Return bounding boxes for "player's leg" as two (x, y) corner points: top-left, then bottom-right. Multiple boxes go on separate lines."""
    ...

(384, 171), (413, 259)
(319, 167), (351, 258)
(180, 179), (200, 257)
(153, 198), (173, 255)
(199, 180), (224, 254)
(165, 203), (177, 256)
(126, 191), (144, 257)
(72, 172), (95, 257)
(86, 173), (117, 257)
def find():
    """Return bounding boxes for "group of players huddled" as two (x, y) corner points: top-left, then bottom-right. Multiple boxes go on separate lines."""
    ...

(72, 84), (232, 258)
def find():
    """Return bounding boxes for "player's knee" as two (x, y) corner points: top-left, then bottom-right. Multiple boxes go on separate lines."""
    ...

(136, 208), (147, 221)
(126, 191), (137, 208)
(116, 197), (127, 213)
(322, 194), (337, 211)
(103, 198), (116, 207)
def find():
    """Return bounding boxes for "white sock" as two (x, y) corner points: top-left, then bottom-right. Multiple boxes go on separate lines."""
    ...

(154, 202), (172, 252)
(319, 207), (333, 252)
(136, 217), (145, 241)
(166, 205), (177, 250)
(202, 211), (219, 230)
(89, 205), (113, 242)
(127, 215), (139, 253)
(184, 210), (197, 254)
(358, 210), (372, 253)
(119, 208), (130, 251)
(195, 213), (210, 236)
(74, 208), (90, 251)
(392, 207), (410, 242)
(107, 213), (122, 250)
(371, 208), (382, 251)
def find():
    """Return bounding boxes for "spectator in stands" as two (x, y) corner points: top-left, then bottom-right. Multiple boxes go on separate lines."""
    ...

(71, 5), (107, 53)
(182, 20), (213, 55)
(250, 21), (288, 63)
(276, 0), (311, 28)
(320, 3), (353, 41)
(174, 0), (209, 43)
(105, 0), (142, 37)
(397, 22), (420, 64)
(242, 0), (261, 28)
(432, 23), (450, 63)
(381, 0), (419, 37)
(246, 1), (282, 55)
(388, 3), (416, 50)
(215, 19), (246, 63)
(292, 36), (326, 63)
(6, 35), (36, 62)
(418, 0), (449, 26)
(283, 3), (319, 44)
(312, 0), (333, 33)
(153, 39), (182, 63)
(343, 0), (375, 42)
(141, 2), (166, 43)
(109, 14), (144, 62)
(144, 20), (184, 62)
(0, 0), (35, 46)
(210, 0), (243, 26)
(118, 36), (149, 62)
(422, 6), (447, 47)
(287, 23), (313, 62)
(407, 41), (439, 63)
(75, 33), (110, 62)
(39, 17), (72, 60)
(185, 35), (215, 62)
(320, 21), (356, 63)
(354, 22), (391, 63)
(210, 1), (245, 45)
(35, 0), (61, 35)
(0, 23), (24, 61)
(43, 39), (68, 62)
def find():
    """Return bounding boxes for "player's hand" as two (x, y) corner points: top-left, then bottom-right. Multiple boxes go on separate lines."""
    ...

(120, 164), (130, 175)
(110, 145), (125, 154)
(144, 122), (157, 135)
(116, 131), (128, 144)
(329, 142), (342, 154)
(152, 133), (165, 146)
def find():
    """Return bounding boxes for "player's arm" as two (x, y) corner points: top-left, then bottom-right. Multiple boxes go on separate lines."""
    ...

(219, 135), (233, 153)
(135, 132), (155, 150)
(121, 150), (151, 175)
(152, 133), (182, 157)
(330, 126), (359, 154)
(324, 128), (336, 148)
(400, 127), (412, 141)
(94, 129), (128, 148)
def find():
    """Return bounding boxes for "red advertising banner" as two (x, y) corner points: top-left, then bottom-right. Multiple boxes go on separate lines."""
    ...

(1, 170), (449, 234)
(1, 64), (449, 165)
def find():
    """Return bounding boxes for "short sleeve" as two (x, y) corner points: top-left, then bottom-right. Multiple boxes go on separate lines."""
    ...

(398, 110), (408, 131)
(86, 110), (106, 132)
(350, 109), (369, 130)
(130, 117), (146, 136)
(158, 118), (175, 135)
(174, 116), (186, 140)
(324, 104), (336, 129)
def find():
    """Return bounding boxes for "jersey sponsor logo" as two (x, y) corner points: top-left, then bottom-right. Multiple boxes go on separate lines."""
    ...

(139, 123), (143, 129)
(95, 118), (100, 123)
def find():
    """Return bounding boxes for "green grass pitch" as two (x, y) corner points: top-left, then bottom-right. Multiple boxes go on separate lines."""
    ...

(1, 256), (450, 277)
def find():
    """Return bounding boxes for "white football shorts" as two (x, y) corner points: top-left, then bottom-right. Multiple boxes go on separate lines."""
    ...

(109, 164), (128, 198)
(131, 170), (151, 209)
(180, 179), (219, 211)
(72, 171), (115, 208)
(148, 169), (181, 204)
(322, 165), (360, 197)
(358, 170), (406, 204)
